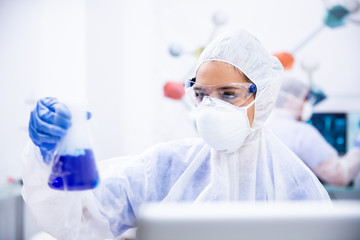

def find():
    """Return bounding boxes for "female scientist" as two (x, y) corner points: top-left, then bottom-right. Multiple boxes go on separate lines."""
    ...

(23, 29), (330, 240)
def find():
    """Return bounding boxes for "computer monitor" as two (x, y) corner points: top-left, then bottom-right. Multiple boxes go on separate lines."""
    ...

(309, 112), (347, 154)
(136, 201), (360, 240)
(308, 112), (360, 155)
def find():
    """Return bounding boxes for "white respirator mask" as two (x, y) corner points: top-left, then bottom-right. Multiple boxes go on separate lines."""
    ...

(301, 101), (313, 122)
(195, 96), (255, 153)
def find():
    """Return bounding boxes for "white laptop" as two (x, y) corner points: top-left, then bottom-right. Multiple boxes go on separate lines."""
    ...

(135, 201), (360, 240)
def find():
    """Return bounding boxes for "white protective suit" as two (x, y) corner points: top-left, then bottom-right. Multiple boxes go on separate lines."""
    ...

(22, 29), (330, 240)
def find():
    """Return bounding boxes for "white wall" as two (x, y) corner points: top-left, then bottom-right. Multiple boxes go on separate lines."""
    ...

(1, 0), (360, 182)
(86, 0), (157, 159)
(0, 0), (86, 183)
(0, 0), (43, 185)
(0, 1), (87, 238)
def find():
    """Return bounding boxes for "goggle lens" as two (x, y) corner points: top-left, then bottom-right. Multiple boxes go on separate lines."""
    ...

(185, 78), (257, 106)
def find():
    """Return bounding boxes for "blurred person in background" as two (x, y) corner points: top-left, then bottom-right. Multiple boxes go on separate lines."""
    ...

(267, 77), (360, 186)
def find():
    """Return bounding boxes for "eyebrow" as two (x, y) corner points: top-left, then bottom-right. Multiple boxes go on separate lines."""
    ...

(194, 86), (240, 91)
(217, 86), (238, 90)
(194, 87), (207, 91)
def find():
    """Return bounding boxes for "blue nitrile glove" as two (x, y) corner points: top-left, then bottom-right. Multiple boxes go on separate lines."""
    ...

(29, 97), (72, 163)
(355, 134), (360, 148)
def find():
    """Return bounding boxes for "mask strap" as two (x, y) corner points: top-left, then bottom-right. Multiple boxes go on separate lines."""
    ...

(244, 98), (256, 110)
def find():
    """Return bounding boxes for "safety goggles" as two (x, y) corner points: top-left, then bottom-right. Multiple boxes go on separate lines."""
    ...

(185, 78), (257, 106)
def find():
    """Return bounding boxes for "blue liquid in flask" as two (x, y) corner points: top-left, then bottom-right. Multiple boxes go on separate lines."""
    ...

(48, 149), (99, 191)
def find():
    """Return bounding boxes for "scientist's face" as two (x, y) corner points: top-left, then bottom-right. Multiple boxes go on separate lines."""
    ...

(196, 61), (255, 126)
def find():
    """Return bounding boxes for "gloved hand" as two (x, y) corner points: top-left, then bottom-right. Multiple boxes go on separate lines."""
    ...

(29, 97), (72, 163)
(355, 134), (360, 148)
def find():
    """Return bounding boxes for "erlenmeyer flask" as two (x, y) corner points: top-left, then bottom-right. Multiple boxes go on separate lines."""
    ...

(48, 99), (99, 191)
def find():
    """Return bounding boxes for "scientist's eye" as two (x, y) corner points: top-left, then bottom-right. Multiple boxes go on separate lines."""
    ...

(218, 90), (242, 104)
(221, 91), (237, 100)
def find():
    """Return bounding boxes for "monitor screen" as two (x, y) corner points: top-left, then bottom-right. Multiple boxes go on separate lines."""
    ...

(308, 112), (360, 155)
(308, 113), (347, 154)
(136, 201), (360, 240)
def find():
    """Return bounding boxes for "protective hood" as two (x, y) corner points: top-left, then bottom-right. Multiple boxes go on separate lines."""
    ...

(194, 29), (284, 129)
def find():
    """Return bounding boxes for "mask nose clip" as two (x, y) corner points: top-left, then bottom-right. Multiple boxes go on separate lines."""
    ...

(202, 96), (216, 107)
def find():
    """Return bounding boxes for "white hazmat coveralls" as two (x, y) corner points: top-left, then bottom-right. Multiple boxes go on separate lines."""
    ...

(268, 109), (338, 170)
(22, 29), (330, 240)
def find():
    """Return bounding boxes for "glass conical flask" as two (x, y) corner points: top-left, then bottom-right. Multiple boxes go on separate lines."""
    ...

(48, 100), (99, 191)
